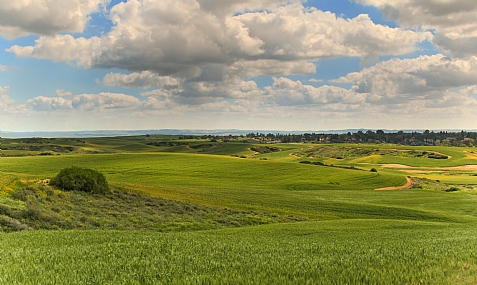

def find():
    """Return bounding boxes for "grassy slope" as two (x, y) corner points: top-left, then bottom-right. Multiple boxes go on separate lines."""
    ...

(3, 153), (440, 221)
(291, 144), (477, 185)
(1, 186), (304, 232)
(0, 152), (402, 189)
(297, 144), (477, 167)
(1, 137), (477, 284)
(2, 140), (476, 222)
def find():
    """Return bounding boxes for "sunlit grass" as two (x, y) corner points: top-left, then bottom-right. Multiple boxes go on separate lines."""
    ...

(1, 220), (476, 285)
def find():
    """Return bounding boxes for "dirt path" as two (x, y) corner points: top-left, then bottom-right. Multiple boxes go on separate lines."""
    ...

(380, 164), (413, 168)
(447, 165), (477, 170)
(375, 176), (413, 191)
(381, 164), (477, 171)
(400, 170), (444, 173)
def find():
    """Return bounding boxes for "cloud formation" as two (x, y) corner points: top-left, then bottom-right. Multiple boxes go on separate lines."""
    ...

(140, 76), (264, 106)
(333, 54), (477, 104)
(103, 71), (180, 89)
(0, 86), (24, 114)
(27, 92), (141, 112)
(2, 0), (476, 131)
(355, 0), (477, 57)
(8, 0), (430, 81)
(2, 79), (476, 132)
(0, 0), (108, 39)
(0, 86), (13, 108)
(267, 77), (365, 108)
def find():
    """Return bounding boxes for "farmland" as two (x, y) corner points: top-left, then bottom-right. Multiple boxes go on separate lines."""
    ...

(1, 135), (477, 284)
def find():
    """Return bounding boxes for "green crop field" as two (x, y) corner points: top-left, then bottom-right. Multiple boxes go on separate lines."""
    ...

(1, 221), (477, 285)
(1, 136), (477, 284)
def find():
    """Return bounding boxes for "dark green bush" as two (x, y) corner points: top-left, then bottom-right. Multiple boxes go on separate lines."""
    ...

(445, 187), (459, 192)
(50, 167), (110, 194)
(250, 146), (280, 154)
(370, 168), (378, 172)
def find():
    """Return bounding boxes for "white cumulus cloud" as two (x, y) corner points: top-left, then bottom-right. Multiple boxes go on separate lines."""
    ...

(103, 71), (180, 89)
(355, 0), (477, 57)
(26, 92), (141, 112)
(0, 86), (25, 114)
(28, 96), (73, 111)
(7, 0), (429, 82)
(267, 77), (366, 107)
(333, 54), (477, 104)
(141, 76), (264, 106)
(0, 0), (108, 39)
(0, 86), (14, 108)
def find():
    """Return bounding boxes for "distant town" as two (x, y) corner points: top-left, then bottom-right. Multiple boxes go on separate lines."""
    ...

(185, 130), (477, 147)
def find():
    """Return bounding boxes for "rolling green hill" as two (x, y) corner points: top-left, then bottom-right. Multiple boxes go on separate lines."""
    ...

(1, 135), (477, 284)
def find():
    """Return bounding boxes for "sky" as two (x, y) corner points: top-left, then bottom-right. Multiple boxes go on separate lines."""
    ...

(1, 0), (477, 132)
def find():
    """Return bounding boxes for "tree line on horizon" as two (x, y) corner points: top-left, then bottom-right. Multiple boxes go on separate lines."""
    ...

(248, 130), (476, 146)
(181, 130), (476, 147)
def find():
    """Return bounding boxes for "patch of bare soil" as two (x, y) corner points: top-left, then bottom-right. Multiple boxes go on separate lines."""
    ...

(400, 170), (445, 173)
(380, 164), (413, 168)
(382, 164), (477, 171)
(463, 151), (477, 160)
(20, 179), (50, 184)
(375, 177), (414, 191)
(447, 165), (477, 170)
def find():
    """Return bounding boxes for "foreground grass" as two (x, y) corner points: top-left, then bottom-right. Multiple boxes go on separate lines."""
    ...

(1, 220), (476, 284)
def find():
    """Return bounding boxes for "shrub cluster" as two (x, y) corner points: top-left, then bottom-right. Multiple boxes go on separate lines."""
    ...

(299, 161), (325, 166)
(50, 167), (110, 194)
(1, 184), (306, 232)
(445, 187), (459, 192)
(250, 146), (281, 154)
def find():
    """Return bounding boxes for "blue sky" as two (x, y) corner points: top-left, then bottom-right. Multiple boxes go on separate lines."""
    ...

(1, 0), (476, 132)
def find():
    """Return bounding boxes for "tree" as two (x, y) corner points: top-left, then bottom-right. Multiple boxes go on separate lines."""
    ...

(50, 167), (110, 194)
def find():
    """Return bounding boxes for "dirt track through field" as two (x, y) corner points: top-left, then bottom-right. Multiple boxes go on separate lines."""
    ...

(447, 165), (477, 170)
(381, 164), (477, 171)
(400, 170), (444, 173)
(375, 177), (413, 191)
(380, 164), (413, 168)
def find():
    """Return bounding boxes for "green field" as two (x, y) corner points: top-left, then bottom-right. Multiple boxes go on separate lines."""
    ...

(1, 136), (477, 284)
(1, 221), (476, 285)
